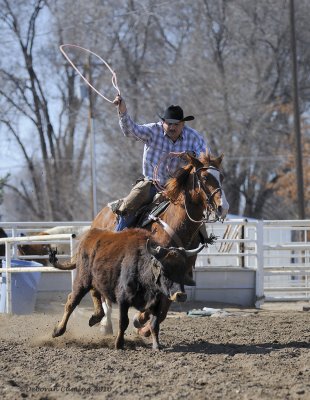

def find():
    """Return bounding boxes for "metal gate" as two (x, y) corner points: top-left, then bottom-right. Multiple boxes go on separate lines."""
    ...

(262, 220), (310, 302)
(201, 218), (310, 304)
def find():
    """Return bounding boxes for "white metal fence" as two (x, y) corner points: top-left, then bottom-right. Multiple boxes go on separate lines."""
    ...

(202, 218), (310, 303)
(0, 219), (310, 313)
(0, 222), (90, 313)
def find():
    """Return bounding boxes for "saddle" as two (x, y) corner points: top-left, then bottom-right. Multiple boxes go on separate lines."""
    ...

(108, 197), (170, 228)
(108, 197), (216, 246)
(138, 200), (170, 228)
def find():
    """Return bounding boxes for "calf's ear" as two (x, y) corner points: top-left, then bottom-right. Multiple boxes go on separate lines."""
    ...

(146, 239), (168, 259)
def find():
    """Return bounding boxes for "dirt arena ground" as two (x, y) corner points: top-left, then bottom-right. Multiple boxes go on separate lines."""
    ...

(0, 298), (309, 400)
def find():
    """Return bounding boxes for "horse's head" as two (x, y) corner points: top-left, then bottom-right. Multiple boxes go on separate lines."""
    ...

(164, 151), (229, 222)
(180, 152), (229, 221)
(196, 153), (229, 221)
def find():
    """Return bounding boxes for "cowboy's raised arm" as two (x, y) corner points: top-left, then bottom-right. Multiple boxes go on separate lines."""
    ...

(112, 95), (153, 143)
(113, 94), (127, 114)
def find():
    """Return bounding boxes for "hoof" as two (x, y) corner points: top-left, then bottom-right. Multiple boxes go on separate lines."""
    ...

(133, 312), (149, 329)
(169, 292), (187, 302)
(52, 326), (65, 338)
(115, 337), (124, 350)
(89, 314), (104, 327)
(133, 315), (144, 329)
(137, 326), (152, 338)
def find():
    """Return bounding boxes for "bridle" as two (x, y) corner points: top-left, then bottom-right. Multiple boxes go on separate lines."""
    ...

(151, 155), (225, 247)
(197, 165), (223, 205)
(184, 165), (224, 224)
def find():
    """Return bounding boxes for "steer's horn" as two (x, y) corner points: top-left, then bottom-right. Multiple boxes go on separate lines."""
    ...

(184, 244), (205, 257)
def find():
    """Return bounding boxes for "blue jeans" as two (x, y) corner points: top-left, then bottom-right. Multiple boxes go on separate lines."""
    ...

(115, 214), (137, 231)
(115, 181), (157, 231)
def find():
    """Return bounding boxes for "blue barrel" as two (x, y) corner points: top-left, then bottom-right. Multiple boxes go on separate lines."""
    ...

(0, 260), (42, 314)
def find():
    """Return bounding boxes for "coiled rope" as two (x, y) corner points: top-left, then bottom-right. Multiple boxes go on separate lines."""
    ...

(59, 44), (120, 103)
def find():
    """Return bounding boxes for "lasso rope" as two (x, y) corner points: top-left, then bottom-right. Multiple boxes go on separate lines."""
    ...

(153, 152), (186, 191)
(59, 44), (120, 103)
(59, 46), (193, 194)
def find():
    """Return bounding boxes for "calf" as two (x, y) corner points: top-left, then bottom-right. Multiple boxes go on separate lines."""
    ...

(49, 228), (203, 350)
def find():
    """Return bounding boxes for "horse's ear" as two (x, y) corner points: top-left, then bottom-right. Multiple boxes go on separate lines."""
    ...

(179, 151), (197, 163)
(217, 153), (224, 164)
(212, 153), (224, 167)
(205, 148), (211, 162)
(179, 152), (202, 170)
(210, 153), (224, 168)
(199, 149), (210, 165)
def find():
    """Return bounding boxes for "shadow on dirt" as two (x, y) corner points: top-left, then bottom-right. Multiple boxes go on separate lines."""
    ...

(168, 340), (310, 355)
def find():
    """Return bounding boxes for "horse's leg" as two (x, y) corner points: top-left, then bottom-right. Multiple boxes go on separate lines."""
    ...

(100, 299), (113, 335)
(88, 288), (105, 327)
(53, 286), (88, 337)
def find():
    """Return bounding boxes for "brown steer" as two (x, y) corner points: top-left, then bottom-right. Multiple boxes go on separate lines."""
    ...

(49, 228), (203, 350)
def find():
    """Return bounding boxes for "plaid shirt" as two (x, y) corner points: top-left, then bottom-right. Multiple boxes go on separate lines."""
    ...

(119, 111), (209, 185)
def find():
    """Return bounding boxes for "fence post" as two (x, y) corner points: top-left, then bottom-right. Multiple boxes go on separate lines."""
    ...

(255, 220), (265, 308)
(5, 242), (12, 314)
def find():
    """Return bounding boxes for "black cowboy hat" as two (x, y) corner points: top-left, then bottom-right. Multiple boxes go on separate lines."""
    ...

(159, 105), (194, 123)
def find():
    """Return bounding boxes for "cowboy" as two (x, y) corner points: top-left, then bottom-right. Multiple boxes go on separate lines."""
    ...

(112, 94), (212, 231)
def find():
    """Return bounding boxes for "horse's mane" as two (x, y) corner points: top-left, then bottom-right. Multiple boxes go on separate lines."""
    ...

(164, 164), (195, 203)
(163, 153), (221, 203)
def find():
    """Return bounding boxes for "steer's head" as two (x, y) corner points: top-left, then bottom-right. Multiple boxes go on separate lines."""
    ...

(146, 240), (205, 288)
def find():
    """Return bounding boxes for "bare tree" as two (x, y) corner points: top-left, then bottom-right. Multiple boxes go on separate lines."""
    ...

(1, 0), (310, 221)
(0, 0), (93, 220)
(176, 0), (309, 218)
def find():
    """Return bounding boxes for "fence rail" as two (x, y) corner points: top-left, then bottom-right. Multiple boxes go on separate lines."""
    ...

(0, 219), (310, 312)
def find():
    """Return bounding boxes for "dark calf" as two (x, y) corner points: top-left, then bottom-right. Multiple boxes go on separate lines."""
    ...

(49, 228), (203, 350)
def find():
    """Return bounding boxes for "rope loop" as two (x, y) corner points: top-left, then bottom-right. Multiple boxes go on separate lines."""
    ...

(59, 44), (121, 103)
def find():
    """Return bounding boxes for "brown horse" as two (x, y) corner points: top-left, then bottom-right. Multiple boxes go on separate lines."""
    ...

(91, 151), (229, 335)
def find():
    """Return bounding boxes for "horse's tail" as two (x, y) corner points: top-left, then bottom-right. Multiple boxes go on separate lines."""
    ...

(48, 249), (76, 270)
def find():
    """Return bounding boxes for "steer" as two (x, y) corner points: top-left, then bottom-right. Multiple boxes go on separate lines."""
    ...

(49, 228), (204, 350)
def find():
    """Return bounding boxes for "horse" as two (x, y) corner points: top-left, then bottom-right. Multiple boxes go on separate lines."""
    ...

(91, 151), (229, 335)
